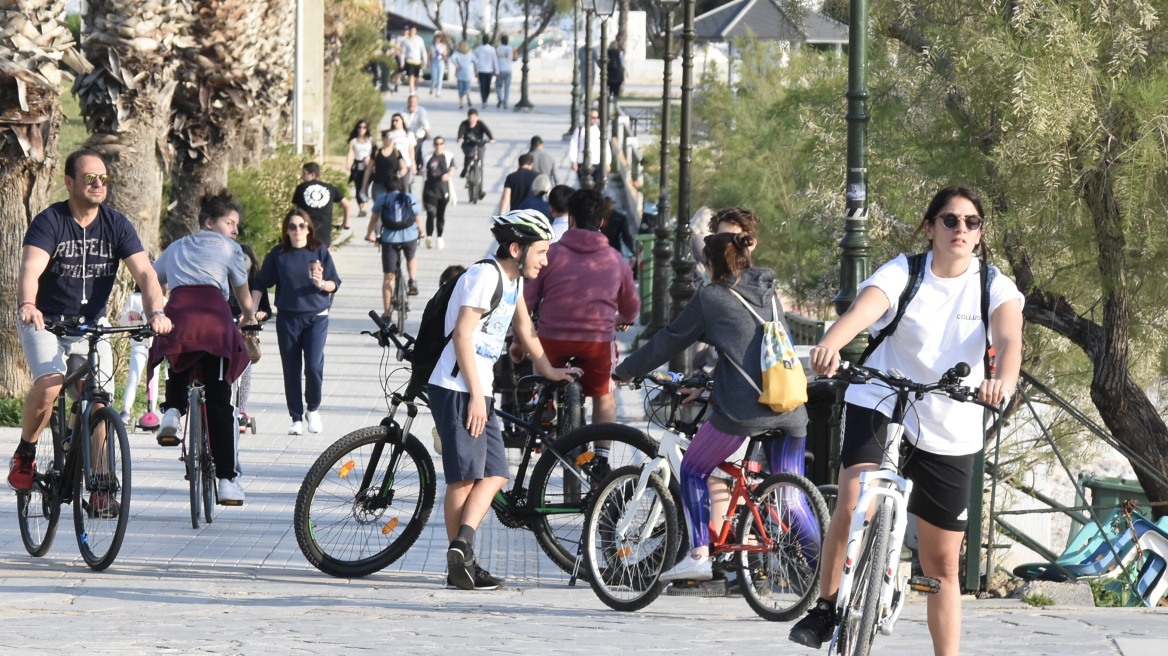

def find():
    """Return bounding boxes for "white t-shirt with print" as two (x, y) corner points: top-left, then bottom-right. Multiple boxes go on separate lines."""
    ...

(429, 260), (520, 395)
(845, 252), (1025, 456)
(496, 45), (514, 73)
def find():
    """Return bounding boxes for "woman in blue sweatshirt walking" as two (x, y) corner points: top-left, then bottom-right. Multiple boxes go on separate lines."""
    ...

(254, 209), (342, 435)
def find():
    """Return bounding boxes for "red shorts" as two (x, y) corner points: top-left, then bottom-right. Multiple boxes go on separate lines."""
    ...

(539, 337), (616, 398)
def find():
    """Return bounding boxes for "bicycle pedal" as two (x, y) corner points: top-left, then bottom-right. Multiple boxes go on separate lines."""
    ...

(908, 576), (941, 594)
(218, 499), (243, 507)
(156, 435), (181, 447)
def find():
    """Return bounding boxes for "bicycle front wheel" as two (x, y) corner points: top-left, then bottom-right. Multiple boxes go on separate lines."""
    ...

(737, 473), (829, 622)
(294, 425), (436, 578)
(17, 410), (63, 556)
(467, 164), (482, 202)
(394, 265), (409, 330)
(583, 466), (678, 612)
(186, 390), (203, 529)
(73, 406), (132, 571)
(835, 500), (891, 656)
(528, 423), (658, 577)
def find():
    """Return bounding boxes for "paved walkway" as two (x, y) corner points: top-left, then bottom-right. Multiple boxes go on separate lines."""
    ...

(0, 86), (1165, 653)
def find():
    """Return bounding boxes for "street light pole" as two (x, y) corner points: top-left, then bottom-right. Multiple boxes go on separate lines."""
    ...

(646, 1), (678, 339)
(563, 0), (582, 140)
(836, 0), (871, 363)
(668, 0), (696, 373)
(515, 0), (534, 111)
(580, 9), (595, 190)
(597, 18), (609, 191)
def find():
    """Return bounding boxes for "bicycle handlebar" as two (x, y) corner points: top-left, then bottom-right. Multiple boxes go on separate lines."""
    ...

(832, 361), (1001, 413)
(618, 371), (713, 394)
(42, 319), (155, 341)
(365, 310), (416, 356)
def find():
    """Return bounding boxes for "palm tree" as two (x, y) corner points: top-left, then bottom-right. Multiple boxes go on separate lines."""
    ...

(234, 0), (296, 167)
(0, 0), (90, 396)
(74, 0), (195, 255)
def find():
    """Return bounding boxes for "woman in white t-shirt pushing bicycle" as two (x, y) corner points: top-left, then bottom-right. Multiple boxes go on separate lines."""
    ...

(788, 186), (1024, 656)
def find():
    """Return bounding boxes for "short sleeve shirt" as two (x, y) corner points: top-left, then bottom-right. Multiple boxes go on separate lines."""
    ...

(373, 191), (423, 243)
(846, 252), (1025, 455)
(429, 260), (519, 395)
(293, 181), (344, 235)
(23, 201), (144, 320)
(503, 169), (539, 208)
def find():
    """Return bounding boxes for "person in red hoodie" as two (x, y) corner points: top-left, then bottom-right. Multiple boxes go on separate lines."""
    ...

(519, 189), (640, 436)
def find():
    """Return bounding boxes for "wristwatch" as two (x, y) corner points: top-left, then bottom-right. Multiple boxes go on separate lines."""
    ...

(150, 311), (166, 318)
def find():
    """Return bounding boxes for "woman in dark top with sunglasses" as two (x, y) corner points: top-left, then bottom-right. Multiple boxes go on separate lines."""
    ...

(254, 209), (341, 437)
(789, 186), (1024, 656)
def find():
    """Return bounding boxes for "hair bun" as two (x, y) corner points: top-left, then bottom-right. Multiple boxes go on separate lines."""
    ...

(734, 233), (755, 250)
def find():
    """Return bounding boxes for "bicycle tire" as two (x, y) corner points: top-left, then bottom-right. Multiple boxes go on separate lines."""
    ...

(17, 410), (63, 556)
(583, 466), (679, 612)
(394, 264), (408, 330)
(818, 483), (840, 515)
(187, 388), (203, 529)
(467, 163), (482, 203)
(73, 405), (132, 571)
(557, 382), (585, 502)
(737, 472), (829, 622)
(836, 500), (891, 656)
(294, 425), (436, 578)
(200, 397), (215, 525)
(527, 423), (659, 577)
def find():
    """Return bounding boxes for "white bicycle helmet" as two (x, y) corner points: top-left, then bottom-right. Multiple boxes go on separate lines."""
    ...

(490, 209), (554, 245)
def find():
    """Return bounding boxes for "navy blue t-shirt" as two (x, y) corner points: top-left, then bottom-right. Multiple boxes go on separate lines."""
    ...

(254, 243), (341, 315)
(23, 202), (144, 320)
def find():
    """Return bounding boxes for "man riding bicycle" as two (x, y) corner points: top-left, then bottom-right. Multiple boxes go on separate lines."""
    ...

(152, 190), (257, 505)
(457, 109), (495, 196)
(365, 176), (424, 319)
(10, 149), (172, 508)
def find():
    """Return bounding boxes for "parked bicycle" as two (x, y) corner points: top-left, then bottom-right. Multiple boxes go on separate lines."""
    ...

(583, 372), (829, 619)
(16, 319), (152, 570)
(825, 361), (1000, 656)
(293, 312), (658, 579)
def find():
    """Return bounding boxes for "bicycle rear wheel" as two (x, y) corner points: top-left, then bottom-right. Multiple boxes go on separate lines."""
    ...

(583, 466), (678, 612)
(17, 410), (63, 556)
(394, 263), (409, 330)
(528, 423), (658, 577)
(294, 425), (436, 577)
(186, 389), (203, 529)
(835, 500), (891, 656)
(737, 472), (829, 621)
(200, 403), (216, 525)
(73, 406), (132, 571)
(467, 163), (482, 202)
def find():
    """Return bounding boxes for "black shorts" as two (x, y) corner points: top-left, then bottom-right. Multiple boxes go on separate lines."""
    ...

(404, 63), (422, 78)
(380, 240), (418, 274)
(429, 385), (509, 485)
(839, 403), (975, 532)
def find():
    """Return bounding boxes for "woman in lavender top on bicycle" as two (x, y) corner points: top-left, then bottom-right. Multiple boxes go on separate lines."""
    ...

(789, 186), (1023, 656)
(614, 219), (810, 583)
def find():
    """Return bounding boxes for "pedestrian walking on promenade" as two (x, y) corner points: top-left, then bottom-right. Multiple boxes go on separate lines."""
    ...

(498, 153), (539, 214)
(473, 37), (499, 108)
(293, 162), (351, 245)
(528, 136), (558, 185)
(345, 119), (374, 215)
(451, 41), (476, 109)
(495, 35), (516, 109)
(429, 33), (448, 97)
(423, 136), (457, 249)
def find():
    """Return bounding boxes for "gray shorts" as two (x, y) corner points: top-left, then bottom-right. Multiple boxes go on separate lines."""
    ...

(19, 319), (115, 395)
(429, 384), (509, 485)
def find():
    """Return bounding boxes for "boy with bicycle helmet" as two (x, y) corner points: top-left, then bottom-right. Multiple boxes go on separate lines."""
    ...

(789, 186), (1023, 655)
(431, 209), (580, 592)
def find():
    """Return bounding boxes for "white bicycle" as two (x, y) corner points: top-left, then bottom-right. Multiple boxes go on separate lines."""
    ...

(827, 361), (1000, 656)
(582, 372), (828, 620)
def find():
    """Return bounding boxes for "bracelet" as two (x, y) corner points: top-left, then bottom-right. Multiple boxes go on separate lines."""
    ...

(150, 310), (166, 318)
(19, 301), (35, 310)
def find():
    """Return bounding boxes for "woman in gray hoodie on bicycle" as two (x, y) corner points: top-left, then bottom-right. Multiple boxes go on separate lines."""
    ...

(614, 213), (809, 582)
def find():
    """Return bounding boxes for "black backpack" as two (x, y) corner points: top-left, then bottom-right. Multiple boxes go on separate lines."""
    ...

(859, 252), (998, 375)
(406, 260), (505, 399)
(380, 191), (416, 231)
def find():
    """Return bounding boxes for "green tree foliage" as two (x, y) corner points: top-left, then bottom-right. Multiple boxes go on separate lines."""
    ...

(689, 1), (1168, 505)
(328, 15), (386, 156)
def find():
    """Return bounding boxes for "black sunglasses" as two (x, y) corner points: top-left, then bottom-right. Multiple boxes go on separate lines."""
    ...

(937, 212), (984, 231)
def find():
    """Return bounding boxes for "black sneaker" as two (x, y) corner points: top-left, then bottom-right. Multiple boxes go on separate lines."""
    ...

(446, 539), (475, 590)
(587, 455), (611, 486)
(471, 563), (504, 590)
(408, 279), (419, 296)
(789, 599), (837, 649)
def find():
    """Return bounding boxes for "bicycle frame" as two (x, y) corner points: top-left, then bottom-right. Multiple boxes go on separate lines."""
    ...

(53, 332), (118, 494)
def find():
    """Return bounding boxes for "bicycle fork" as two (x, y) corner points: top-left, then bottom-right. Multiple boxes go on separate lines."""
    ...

(613, 456), (671, 542)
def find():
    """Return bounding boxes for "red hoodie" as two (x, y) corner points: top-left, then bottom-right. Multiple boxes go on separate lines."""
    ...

(524, 228), (640, 342)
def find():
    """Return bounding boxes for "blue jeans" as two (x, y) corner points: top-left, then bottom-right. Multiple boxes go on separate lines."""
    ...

(457, 78), (471, 100)
(276, 312), (329, 421)
(430, 60), (445, 94)
(495, 71), (512, 106)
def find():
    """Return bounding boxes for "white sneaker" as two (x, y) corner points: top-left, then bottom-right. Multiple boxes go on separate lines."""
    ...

(288, 421), (303, 435)
(432, 426), (443, 455)
(218, 477), (245, 504)
(437, 237), (445, 249)
(158, 408), (182, 439)
(659, 555), (713, 582)
(425, 237), (432, 249)
(306, 411), (322, 434)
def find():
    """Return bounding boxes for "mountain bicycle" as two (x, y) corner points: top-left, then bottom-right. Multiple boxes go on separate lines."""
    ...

(16, 319), (152, 570)
(826, 361), (1000, 656)
(583, 372), (828, 618)
(293, 312), (658, 579)
(385, 241), (412, 330)
(464, 141), (485, 203)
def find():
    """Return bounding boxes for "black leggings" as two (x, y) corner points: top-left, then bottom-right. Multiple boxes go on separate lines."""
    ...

(162, 356), (239, 480)
(425, 195), (448, 237)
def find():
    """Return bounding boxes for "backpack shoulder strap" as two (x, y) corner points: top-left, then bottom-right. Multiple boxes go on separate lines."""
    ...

(981, 259), (997, 375)
(722, 353), (763, 395)
(858, 252), (927, 365)
(474, 259), (505, 320)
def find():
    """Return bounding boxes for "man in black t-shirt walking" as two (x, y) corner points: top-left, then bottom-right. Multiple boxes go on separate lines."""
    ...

(292, 162), (352, 247)
(498, 153), (539, 214)
(10, 149), (172, 495)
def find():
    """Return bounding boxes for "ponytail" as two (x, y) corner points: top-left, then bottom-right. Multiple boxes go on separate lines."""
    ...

(704, 231), (755, 285)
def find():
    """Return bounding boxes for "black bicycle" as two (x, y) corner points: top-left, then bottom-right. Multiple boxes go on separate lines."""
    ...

(17, 319), (152, 570)
(464, 141), (485, 203)
(293, 312), (658, 579)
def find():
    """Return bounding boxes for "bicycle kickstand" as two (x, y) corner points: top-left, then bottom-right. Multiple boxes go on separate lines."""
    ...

(568, 541), (586, 587)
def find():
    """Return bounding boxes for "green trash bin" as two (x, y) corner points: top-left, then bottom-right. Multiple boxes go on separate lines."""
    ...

(1080, 473), (1151, 518)
(635, 234), (655, 325)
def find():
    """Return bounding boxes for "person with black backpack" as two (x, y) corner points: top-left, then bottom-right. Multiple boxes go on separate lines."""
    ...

(429, 209), (580, 592)
(789, 186), (1024, 655)
(365, 176), (424, 318)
